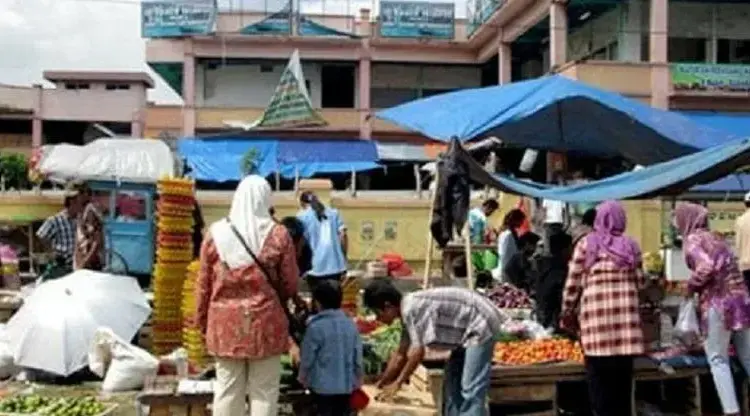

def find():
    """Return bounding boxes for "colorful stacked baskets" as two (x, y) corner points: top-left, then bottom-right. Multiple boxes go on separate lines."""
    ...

(181, 260), (210, 368)
(151, 177), (195, 355)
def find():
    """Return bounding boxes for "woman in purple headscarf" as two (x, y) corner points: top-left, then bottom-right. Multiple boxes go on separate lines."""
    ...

(560, 200), (644, 416)
(675, 202), (750, 416)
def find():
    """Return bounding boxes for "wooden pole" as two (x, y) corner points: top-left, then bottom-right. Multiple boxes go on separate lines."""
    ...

(463, 221), (474, 290)
(422, 169), (439, 289)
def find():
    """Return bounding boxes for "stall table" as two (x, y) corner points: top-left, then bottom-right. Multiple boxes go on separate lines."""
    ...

(412, 359), (721, 416)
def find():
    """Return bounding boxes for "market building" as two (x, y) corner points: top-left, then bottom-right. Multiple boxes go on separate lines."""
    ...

(144, 0), (750, 141)
(0, 71), (154, 152)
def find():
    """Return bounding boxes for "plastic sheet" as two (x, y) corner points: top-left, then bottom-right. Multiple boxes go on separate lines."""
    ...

(39, 138), (175, 183)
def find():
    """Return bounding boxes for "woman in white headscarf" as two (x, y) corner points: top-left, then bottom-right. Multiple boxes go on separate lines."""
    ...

(195, 175), (300, 416)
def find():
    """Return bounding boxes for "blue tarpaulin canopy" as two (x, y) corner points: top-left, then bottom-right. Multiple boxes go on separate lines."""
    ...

(679, 111), (750, 138)
(177, 137), (379, 182)
(277, 139), (380, 178)
(445, 138), (750, 202)
(377, 75), (743, 165)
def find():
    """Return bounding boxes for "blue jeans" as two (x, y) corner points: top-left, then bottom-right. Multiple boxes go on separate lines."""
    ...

(443, 340), (494, 416)
(703, 307), (750, 414)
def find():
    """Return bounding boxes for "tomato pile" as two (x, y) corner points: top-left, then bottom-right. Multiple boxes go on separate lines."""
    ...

(493, 338), (584, 366)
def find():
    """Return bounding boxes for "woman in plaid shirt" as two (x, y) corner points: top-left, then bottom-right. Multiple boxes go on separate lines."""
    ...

(560, 200), (644, 416)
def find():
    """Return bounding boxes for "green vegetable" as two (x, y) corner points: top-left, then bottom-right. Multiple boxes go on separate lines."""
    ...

(363, 320), (403, 376)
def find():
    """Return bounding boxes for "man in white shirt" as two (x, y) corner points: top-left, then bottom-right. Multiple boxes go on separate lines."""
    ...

(542, 198), (568, 254)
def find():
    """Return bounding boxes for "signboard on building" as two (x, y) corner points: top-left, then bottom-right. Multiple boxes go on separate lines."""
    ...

(379, 1), (455, 39)
(671, 63), (750, 92)
(141, 0), (216, 38)
(466, 0), (503, 36)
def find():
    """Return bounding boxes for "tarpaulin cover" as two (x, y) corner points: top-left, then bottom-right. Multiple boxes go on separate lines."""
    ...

(177, 138), (278, 182)
(678, 111), (750, 139)
(39, 138), (175, 183)
(692, 174), (750, 193)
(677, 111), (750, 193)
(177, 138), (380, 182)
(277, 139), (379, 178)
(444, 138), (750, 202)
(377, 75), (743, 164)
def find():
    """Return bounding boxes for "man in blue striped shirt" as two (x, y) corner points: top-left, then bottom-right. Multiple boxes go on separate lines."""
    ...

(299, 281), (363, 416)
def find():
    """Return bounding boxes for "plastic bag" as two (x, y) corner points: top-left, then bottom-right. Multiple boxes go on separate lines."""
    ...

(674, 298), (700, 346)
(0, 324), (18, 380)
(88, 327), (159, 392)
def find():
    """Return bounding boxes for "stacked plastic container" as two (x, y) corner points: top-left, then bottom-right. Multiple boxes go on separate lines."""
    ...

(151, 177), (195, 355)
(181, 260), (210, 368)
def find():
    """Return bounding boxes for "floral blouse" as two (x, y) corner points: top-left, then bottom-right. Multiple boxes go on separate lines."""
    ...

(196, 224), (300, 359)
(685, 230), (750, 333)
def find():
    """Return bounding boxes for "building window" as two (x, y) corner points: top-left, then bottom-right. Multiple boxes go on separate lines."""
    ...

(717, 39), (750, 64)
(668, 37), (707, 63)
(64, 83), (90, 90)
(105, 84), (130, 90)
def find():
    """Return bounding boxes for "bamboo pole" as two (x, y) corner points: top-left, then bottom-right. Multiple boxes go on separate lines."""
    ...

(463, 221), (474, 290)
(422, 169), (440, 289)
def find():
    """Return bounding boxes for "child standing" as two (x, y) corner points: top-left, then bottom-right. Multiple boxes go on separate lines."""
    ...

(299, 281), (363, 416)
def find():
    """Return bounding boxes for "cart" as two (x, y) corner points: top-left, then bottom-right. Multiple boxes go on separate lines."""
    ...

(36, 138), (177, 283)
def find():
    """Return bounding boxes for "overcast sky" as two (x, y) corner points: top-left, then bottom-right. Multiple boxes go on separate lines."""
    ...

(0, 0), (462, 104)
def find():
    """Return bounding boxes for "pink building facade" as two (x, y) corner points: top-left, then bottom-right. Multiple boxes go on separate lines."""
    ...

(0, 71), (154, 148)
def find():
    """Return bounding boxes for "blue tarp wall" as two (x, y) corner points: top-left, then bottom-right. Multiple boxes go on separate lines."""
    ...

(177, 137), (380, 182)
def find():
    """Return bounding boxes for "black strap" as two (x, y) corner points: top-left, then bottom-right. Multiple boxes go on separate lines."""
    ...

(226, 220), (283, 300)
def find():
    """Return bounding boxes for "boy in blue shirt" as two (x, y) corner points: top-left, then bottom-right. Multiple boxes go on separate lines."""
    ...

(299, 281), (363, 416)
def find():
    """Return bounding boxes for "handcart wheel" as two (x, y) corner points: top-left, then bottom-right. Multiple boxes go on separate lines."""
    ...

(104, 249), (130, 276)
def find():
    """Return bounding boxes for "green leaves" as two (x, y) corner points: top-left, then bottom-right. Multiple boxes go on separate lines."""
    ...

(0, 152), (29, 190)
(241, 148), (260, 176)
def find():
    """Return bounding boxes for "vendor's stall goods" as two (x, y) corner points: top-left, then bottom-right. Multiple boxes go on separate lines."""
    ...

(487, 283), (533, 309)
(341, 277), (359, 316)
(181, 260), (209, 368)
(152, 177), (195, 356)
(0, 395), (111, 416)
(493, 338), (584, 365)
(0, 395), (52, 414)
(363, 321), (402, 376)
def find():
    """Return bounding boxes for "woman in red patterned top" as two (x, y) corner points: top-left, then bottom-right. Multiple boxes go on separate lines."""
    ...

(196, 175), (299, 416)
(561, 200), (644, 416)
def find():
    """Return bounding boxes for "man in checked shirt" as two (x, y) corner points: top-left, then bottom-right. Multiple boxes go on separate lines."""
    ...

(363, 279), (507, 416)
(37, 190), (83, 272)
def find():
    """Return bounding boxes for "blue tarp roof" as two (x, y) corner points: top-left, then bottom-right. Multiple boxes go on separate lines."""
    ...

(446, 138), (750, 202)
(377, 75), (743, 165)
(177, 137), (379, 182)
(678, 111), (750, 141)
(674, 111), (750, 194)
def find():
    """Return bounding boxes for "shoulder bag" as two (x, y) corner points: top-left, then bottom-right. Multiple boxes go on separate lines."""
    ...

(227, 220), (309, 345)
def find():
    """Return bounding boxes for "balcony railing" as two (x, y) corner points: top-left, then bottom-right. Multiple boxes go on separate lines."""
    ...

(558, 61), (653, 100)
(145, 106), (405, 134)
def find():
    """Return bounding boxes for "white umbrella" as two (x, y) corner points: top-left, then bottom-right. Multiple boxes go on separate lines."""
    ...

(6, 270), (151, 376)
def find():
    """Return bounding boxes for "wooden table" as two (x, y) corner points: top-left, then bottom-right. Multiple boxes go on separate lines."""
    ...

(412, 359), (717, 416)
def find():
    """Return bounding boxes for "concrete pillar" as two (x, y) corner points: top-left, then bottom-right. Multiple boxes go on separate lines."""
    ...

(548, 0), (568, 182)
(181, 40), (197, 137)
(649, 0), (669, 109)
(498, 41), (512, 84)
(31, 84), (43, 148)
(549, 0), (568, 69)
(131, 109), (144, 138)
(358, 38), (372, 140)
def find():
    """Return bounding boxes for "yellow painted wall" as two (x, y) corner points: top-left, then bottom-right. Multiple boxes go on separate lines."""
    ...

(1, 190), (743, 271)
